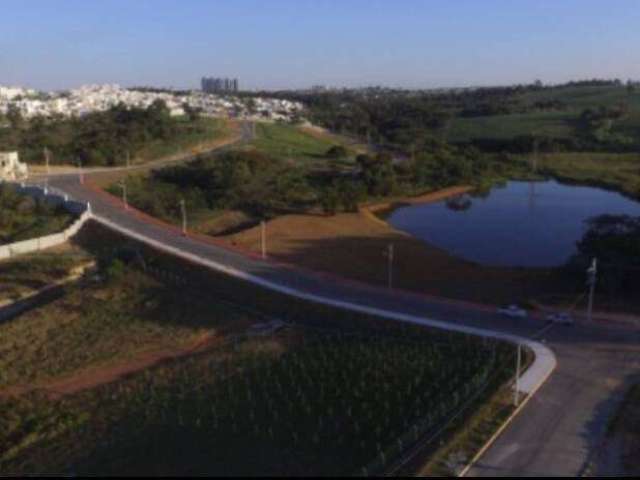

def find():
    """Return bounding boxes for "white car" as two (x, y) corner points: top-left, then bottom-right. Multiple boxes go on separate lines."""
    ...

(546, 312), (574, 326)
(497, 304), (528, 319)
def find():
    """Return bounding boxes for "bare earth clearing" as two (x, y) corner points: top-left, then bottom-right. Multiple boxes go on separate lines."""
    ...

(225, 187), (566, 307)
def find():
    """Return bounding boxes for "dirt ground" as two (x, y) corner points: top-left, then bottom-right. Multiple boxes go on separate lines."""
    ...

(0, 331), (222, 400)
(225, 188), (566, 307)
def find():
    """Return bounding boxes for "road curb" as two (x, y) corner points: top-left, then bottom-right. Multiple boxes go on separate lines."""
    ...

(458, 347), (557, 477)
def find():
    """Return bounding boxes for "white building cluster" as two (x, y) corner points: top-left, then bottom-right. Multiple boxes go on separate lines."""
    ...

(0, 84), (304, 122)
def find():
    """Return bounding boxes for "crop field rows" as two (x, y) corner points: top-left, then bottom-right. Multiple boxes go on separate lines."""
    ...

(0, 321), (516, 476)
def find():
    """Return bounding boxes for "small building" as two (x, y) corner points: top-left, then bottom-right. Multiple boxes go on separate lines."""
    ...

(0, 152), (28, 181)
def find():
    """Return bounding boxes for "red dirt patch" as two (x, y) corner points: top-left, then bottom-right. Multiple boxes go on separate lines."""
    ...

(0, 331), (220, 400)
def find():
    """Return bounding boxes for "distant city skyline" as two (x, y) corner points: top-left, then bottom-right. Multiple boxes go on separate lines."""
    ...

(2, 0), (639, 91)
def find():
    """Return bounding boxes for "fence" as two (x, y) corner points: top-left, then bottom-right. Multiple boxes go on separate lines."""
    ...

(0, 181), (92, 260)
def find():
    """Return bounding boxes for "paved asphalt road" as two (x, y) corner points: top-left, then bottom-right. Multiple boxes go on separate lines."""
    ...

(40, 137), (640, 476)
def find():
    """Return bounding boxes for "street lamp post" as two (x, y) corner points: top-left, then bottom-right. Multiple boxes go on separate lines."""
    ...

(586, 258), (598, 323)
(44, 147), (50, 175)
(385, 243), (394, 289)
(179, 199), (187, 235)
(119, 180), (128, 210)
(77, 159), (84, 185)
(514, 343), (522, 407)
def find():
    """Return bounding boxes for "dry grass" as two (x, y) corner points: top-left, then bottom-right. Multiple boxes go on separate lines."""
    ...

(0, 265), (253, 391)
(0, 245), (91, 304)
(225, 199), (564, 306)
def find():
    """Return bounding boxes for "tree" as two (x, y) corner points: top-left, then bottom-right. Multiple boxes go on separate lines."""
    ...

(183, 103), (201, 122)
(6, 104), (24, 130)
(319, 186), (340, 215)
(356, 153), (397, 196)
(326, 145), (348, 159)
(571, 214), (640, 294)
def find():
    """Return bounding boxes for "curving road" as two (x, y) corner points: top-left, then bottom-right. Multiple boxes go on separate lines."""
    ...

(38, 135), (640, 476)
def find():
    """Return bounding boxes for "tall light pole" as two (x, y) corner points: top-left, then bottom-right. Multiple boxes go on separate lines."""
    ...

(179, 199), (187, 235)
(118, 180), (128, 210)
(261, 220), (267, 259)
(386, 243), (394, 289)
(43, 147), (51, 175)
(77, 158), (84, 185)
(587, 258), (598, 323)
(514, 343), (522, 407)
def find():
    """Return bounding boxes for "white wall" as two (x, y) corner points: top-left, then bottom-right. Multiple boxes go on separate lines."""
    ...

(0, 182), (91, 260)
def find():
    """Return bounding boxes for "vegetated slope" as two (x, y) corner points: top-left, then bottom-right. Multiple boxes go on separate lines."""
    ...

(250, 122), (353, 165)
(449, 85), (640, 146)
(0, 249), (90, 303)
(0, 263), (251, 390)
(0, 325), (516, 476)
(0, 184), (73, 244)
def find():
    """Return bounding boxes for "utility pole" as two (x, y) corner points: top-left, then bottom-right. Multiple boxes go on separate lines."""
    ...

(261, 220), (267, 259)
(43, 147), (51, 175)
(586, 258), (598, 323)
(514, 343), (522, 407)
(77, 158), (84, 185)
(119, 180), (128, 210)
(179, 199), (187, 235)
(386, 243), (394, 289)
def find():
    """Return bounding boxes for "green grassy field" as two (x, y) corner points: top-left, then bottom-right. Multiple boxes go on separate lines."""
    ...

(447, 85), (640, 143)
(447, 111), (577, 142)
(521, 85), (640, 109)
(537, 152), (640, 199)
(250, 122), (354, 166)
(132, 117), (231, 164)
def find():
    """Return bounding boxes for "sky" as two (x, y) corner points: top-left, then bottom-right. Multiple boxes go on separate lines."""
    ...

(1, 0), (639, 91)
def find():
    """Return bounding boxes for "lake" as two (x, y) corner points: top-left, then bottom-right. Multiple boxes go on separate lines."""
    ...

(387, 180), (640, 267)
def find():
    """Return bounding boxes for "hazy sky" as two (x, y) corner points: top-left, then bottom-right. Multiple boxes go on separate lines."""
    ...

(2, 0), (639, 91)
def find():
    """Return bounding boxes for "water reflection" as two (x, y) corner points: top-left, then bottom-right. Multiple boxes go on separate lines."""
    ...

(387, 180), (640, 267)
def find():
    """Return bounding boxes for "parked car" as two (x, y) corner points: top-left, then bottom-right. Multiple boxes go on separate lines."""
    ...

(497, 304), (528, 318)
(546, 312), (574, 326)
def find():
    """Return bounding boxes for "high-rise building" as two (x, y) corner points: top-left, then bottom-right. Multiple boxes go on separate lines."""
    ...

(201, 77), (239, 94)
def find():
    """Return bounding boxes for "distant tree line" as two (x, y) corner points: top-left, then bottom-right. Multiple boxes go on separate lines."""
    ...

(0, 101), (207, 166)
(567, 214), (640, 296)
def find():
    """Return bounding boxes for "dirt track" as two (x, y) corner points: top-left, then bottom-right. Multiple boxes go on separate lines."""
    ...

(0, 331), (219, 400)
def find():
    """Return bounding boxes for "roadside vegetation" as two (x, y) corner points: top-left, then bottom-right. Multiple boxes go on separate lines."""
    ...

(109, 123), (527, 233)
(0, 184), (73, 244)
(0, 248), (91, 303)
(0, 254), (250, 390)
(0, 223), (519, 475)
(602, 384), (640, 475)
(1, 101), (229, 167)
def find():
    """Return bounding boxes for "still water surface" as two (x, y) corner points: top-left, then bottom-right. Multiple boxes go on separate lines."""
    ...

(387, 180), (640, 267)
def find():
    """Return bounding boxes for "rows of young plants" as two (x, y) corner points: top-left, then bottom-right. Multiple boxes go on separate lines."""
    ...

(0, 325), (516, 476)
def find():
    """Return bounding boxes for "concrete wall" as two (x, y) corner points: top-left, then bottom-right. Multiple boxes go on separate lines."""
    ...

(0, 182), (92, 260)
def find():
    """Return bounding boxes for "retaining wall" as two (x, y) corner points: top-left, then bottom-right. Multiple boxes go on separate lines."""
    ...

(0, 182), (91, 260)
